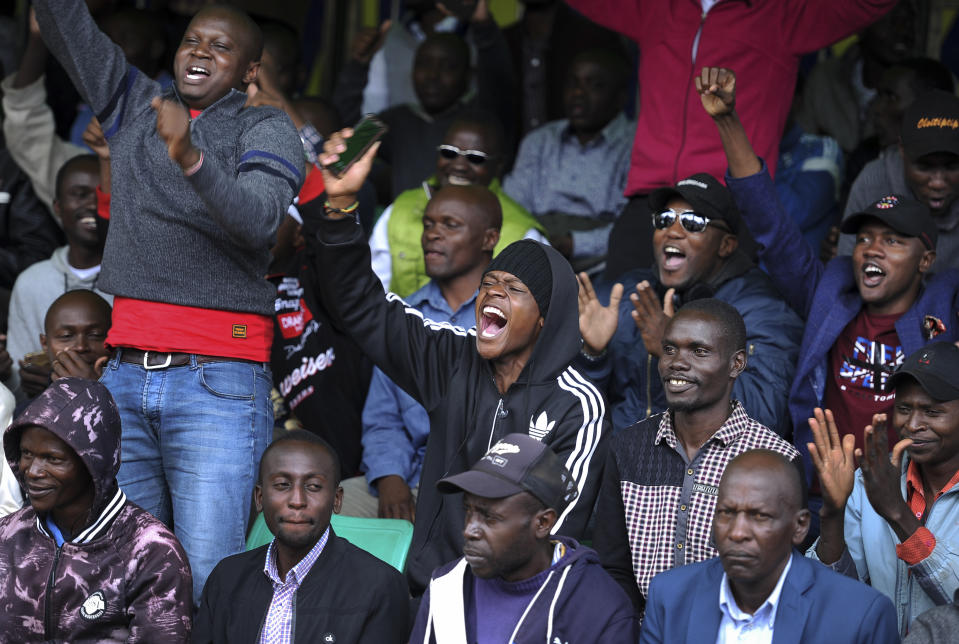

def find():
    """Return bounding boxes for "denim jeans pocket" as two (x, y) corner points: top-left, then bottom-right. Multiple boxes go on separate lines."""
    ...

(198, 361), (258, 400)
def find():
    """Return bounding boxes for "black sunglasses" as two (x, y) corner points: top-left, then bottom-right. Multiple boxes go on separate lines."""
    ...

(652, 209), (730, 233)
(437, 144), (491, 165)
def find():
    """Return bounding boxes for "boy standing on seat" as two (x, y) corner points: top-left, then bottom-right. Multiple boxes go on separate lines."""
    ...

(194, 430), (409, 644)
(32, 0), (304, 602)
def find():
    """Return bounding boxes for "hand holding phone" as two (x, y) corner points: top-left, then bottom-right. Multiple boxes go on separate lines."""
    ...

(324, 114), (387, 179)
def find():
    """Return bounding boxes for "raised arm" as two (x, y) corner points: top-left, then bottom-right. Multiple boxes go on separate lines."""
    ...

(302, 129), (472, 409)
(33, 0), (159, 128)
(698, 67), (824, 319)
(150, 97), (303, 249)
(781, 0), (898, 55)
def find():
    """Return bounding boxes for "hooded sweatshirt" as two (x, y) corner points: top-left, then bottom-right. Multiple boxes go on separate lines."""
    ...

(302, 203), (609, 595)
(411, 537), (637, 643)
(0, 378), (193, 643)
(6, 246), (113, 393)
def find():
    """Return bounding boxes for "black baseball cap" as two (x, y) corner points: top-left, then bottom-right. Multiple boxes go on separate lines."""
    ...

(648, 173), (741, 234)
(437, 433), (579, 513)
(889, 342), (959, 401)
(840, 194), (938, 250)
(900, 90), (959, 162)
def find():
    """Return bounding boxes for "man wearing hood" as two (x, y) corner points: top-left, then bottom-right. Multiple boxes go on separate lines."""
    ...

(412, 433), (636, 642)
(0, 379), (192, 642)
(577, 172), (803, 437)
(304, 131), (609, 597)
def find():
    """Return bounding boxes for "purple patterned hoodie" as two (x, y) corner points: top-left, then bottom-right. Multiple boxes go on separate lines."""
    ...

(0, 378), (193, 642)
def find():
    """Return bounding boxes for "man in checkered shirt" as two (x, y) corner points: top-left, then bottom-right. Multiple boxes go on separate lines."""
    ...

(592, 298), (799, 616)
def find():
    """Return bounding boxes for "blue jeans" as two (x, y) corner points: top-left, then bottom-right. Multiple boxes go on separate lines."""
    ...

(100, 352), (272, 602)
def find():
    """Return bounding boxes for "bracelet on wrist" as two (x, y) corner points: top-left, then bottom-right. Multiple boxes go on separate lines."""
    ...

(323, 200), (359, 215)
(580, 346), (607, 362)
(183, 151), (204, 177)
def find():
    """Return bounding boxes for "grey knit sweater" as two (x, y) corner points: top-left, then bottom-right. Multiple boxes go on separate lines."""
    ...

(34, 0), (304, 316)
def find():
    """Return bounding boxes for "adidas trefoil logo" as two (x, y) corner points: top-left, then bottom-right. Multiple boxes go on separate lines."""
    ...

(529, 411), (555, 440)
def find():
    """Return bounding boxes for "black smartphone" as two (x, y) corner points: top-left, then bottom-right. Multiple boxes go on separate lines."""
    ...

(325, 114), (388, 178)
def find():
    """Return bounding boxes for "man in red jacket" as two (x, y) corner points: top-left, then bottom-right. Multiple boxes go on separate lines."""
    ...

(563, 0), (899, 280)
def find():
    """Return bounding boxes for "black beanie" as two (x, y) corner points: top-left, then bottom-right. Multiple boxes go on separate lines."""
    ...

(484, 240), (552, 316)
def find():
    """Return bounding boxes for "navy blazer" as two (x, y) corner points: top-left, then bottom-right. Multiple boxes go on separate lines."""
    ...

(640, 554), (900, 644)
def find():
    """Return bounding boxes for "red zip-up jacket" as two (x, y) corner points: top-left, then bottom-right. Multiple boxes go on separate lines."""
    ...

(565, 0), (897, 194)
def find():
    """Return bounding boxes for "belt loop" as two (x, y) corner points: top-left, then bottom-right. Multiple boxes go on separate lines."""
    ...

(190, 353), (200, 369)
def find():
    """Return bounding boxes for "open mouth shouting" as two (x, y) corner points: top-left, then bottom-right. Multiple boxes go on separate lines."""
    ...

(661, 245), (686, 272)
(480, 306), (508, 339)
(184, 65), (211, 83)
(861, 262), (886, 288)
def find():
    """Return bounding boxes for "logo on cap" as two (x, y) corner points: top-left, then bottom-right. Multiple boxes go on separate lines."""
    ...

(677, 179), (708, 190)
(488, 442), (520, 456)
(876, 196), (899, 209)
(917, 117), (959, 130)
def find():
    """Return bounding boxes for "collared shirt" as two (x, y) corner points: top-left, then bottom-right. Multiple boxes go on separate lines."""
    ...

(896, 461), (959, 564)
(360, 281), (478, 492)
(717, 554), (792, 644)
(502, 113), (634, 258)
(614, 402), (799, 599)
(259, 526), (330, 644)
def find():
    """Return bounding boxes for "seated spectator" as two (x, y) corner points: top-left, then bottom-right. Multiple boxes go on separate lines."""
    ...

(837, 90), (959, 271)
(7, 155), (111, 399)
(27, 289), (112, 403)
(269, 189), (372, 478)
(808, 342), (959, 636)
(577, 175), (802, 436)
(503, 0), (629, 137)
(341, 184), (501, 520)
(334, 1), (457, 122)
(775, 76), (844, 255)
(411, 433), (637, 642)
(193, 429), (409, 643)
(503, 48), (633, 272)
(336, 2), (515, 199)
(308, 135), (608, 597)
(370, 111), (546, 297)
(853, 57), (955, 176)
(702, 66), (959, 519)
(641, 449), (899, 643)
(593, 300), (799, 614)
(0, 379), (192, 641)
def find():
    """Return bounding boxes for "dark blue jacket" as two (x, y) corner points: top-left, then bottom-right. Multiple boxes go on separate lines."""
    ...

(641, 554), (899, 644)
(726, 163), (959, 483)
(578, 265), (802, 437)
(411, 537), (637, 643)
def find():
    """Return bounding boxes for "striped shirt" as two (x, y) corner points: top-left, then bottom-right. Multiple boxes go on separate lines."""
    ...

(259, 526), (330, 644)
(604, 401), (798, 600)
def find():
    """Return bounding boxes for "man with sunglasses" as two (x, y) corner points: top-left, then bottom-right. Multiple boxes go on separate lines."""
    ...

(699, 66), (959, 528)
(577, 172), (802, 436)
(370, 113), (546, 298)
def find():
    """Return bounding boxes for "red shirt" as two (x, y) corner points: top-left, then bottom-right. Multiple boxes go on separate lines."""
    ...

(896, 461), (959, 564)
(822, 311), (903, 450)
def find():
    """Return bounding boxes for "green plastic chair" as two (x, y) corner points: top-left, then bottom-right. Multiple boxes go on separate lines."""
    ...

(245, 512), (414, 573)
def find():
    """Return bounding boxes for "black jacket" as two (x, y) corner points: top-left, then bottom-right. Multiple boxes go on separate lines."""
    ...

(192, 530), (409, 644)
(303, 206), (609, 595)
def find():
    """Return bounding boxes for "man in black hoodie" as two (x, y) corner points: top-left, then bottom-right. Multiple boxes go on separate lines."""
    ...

(304, 131), (609, 596)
